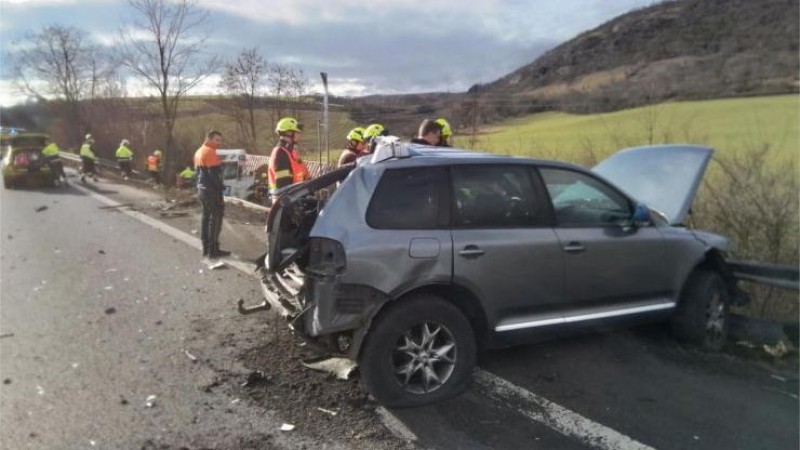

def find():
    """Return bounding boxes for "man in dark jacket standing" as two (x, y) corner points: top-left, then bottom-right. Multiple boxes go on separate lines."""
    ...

(194, 130), (230, 259)
(410, 119), (443, 146)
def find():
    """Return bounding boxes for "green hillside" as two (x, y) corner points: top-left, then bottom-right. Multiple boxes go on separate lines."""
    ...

(455, 95), (798, 165)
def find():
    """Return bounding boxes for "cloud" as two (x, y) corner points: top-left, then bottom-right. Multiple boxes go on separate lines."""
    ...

(0, 0), (657, 105)
(198, 0), (498, 26)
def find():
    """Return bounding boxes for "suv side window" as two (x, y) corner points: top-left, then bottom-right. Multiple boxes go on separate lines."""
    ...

(451, 165), (540, 228)
(367, 167), (447, 229)
(539, 167), (631, 226)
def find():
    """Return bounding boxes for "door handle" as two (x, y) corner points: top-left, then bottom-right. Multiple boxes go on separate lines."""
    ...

(563, 241), (586, 253)
(458, 245), (485, 258)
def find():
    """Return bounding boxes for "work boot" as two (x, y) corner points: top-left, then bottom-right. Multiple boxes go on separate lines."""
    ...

(210, 249), (231, 258)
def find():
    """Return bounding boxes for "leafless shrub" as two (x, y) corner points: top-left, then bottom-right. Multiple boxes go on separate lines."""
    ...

(694, 144), (799, 320)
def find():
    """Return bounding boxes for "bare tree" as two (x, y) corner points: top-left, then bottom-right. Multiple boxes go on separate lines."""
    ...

(287, 68), (310, 117)
(120, 0), (213, 176)
(12, 25), (115, 143)
(267, 63), (291, 121)
(219, 47), (268, 151)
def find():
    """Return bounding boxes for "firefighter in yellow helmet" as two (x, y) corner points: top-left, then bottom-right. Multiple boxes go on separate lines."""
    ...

(115, 139), (134, 180)
(268, 117), (310, 198)
(79, 134), (99, 183)
(338, 127), (367, 167)
(435, 118), (452, 147)
(363, 123), (388, 154)
(41, 137), (66, 184)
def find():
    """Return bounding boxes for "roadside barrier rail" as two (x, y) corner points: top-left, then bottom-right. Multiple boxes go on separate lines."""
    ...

(729, 260), (799, 291)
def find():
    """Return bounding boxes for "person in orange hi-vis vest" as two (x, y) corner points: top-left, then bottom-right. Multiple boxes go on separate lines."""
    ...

(268, 117), (309, 201)
(193, 130), (229, 259)
(146, 149), (162, 186)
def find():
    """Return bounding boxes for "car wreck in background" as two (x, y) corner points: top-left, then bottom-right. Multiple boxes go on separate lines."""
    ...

(239, 139), (748, 407)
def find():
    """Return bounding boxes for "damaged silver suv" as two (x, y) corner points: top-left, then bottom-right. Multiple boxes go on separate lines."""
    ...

(243, 139), (746, 407)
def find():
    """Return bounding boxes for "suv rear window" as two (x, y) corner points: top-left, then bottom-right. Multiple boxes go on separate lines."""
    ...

(367, 167), (447, 229)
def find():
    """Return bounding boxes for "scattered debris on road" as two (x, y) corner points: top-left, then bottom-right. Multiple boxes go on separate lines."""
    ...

(241, 371), (268, 387)
(145, 395), (157, 408)
(763, 341), (790, 358)
(36, 385), (45, 396)
(0, 332), (14, 339)
(34, 205), (48, 212)
(98, 203), (134, 210)
(98, 250), (106, 255)
(183, 350), (198, 362)
(280, 423), (295, 432)
(3, 378), (11, 384)
(104, 307), (117, 315)
(159, 211), (189, 218)
(302, 357), (358, 380)
(318, 407), (338, 417)
(207, 261), (227, 270)
(7, 234), (12, 240)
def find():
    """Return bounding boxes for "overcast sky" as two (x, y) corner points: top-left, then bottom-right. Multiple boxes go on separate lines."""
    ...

(0, 0), (657, 106)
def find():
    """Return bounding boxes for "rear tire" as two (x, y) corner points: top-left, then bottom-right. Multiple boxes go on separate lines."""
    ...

(359, 294), (476, 408)
(672, 269), (730, 351)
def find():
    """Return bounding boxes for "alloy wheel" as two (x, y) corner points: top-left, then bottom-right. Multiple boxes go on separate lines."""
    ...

(392, 322), (457, 394)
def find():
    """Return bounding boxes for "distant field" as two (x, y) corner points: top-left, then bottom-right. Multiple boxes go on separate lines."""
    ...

(455, 95), (798, 165)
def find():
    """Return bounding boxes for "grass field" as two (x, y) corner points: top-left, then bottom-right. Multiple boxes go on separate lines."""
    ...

(455, 95), (798, 166)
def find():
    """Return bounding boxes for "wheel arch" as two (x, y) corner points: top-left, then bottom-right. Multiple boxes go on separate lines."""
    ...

(351, 282), (489, 359)
(681, 248), (744, 305)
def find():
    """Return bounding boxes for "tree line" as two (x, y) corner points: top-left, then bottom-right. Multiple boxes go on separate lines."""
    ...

(10, 0), (310, 177)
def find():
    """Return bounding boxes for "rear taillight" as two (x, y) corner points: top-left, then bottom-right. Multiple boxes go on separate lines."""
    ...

(13, 154), (30, 167)
(308, 238), (346, 276)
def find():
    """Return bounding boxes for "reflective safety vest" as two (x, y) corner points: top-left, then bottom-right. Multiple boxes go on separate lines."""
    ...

(179, 167), (196, 179)
(41, 143), (59, 158)
(268, 146), (309, 191)
(80, 144), (97, 160)
(116, 145), (133, 160)
(147, 155), (160, 171)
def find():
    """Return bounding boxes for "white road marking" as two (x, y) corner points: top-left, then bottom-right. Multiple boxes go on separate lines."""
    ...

(73, 181), (650, 448)
(475, 370), (655, 450)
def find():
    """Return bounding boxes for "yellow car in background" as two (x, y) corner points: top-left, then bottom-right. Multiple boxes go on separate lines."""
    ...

(2, 133), (55, 189)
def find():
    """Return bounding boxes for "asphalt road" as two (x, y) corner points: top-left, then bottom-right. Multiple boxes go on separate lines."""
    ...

(1, 175), (798, 450)
(0, 180), (334, 449)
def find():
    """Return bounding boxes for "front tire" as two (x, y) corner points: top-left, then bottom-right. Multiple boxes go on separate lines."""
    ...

(672, 270), (730, 351)
(360, 294), (476, 408)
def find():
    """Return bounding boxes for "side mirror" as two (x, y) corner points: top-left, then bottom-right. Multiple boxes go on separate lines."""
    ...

(622, 204), (651, 232)
(632, 203), (652, 227)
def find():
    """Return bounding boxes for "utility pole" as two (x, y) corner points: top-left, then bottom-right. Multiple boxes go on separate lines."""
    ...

(469, 85), (480, 149)
(320, 72), (330, 163)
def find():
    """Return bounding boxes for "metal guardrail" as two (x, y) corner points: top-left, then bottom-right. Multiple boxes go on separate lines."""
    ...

(60, 151), (149, 182)
(729, 260), (799, 291)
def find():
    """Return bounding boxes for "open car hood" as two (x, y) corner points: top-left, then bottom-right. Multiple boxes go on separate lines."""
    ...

(592, 145), (713, 225)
